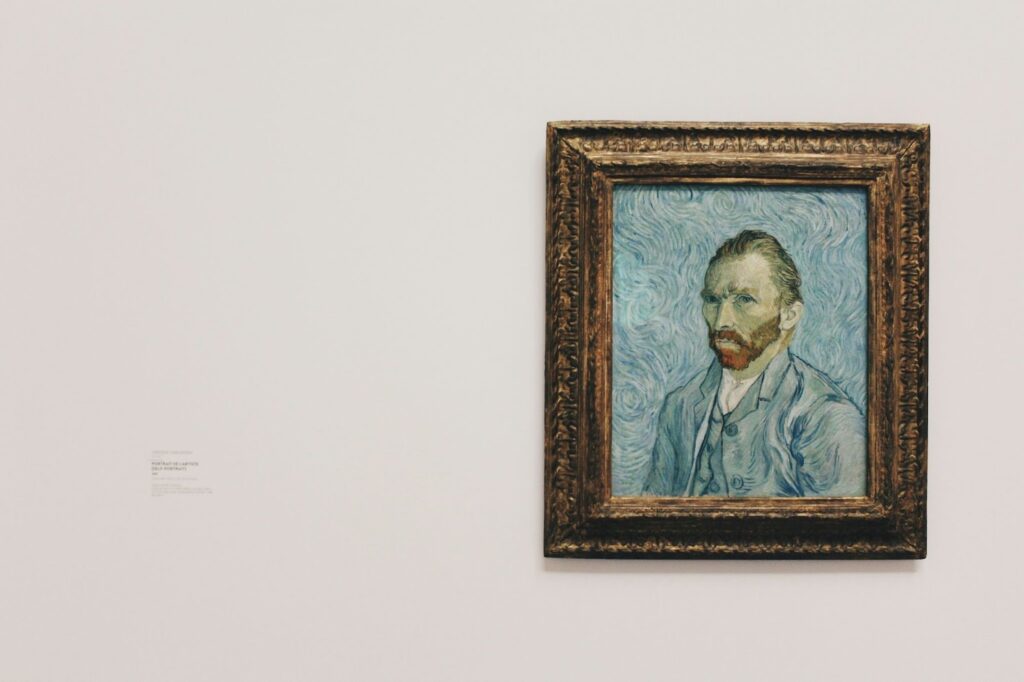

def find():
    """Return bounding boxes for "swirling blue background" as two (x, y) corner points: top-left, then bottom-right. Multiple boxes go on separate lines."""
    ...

(612, 184), (868, 495)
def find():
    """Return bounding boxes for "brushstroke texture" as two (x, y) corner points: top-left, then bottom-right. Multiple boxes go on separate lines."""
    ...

(612, 185), (868, 495)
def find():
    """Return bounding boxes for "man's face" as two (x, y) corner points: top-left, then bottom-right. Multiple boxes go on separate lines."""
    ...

(702, 253), (783, 370)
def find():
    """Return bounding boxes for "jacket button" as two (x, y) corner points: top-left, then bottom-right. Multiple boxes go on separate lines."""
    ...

(724, 423), (738, 437)
(731, 475), (743, 489)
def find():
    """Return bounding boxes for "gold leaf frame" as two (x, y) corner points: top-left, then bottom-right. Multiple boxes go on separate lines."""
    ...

(544, 122), (928, 558)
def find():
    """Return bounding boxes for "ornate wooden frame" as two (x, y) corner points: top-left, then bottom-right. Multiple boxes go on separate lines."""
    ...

(544, 122), (928, 559)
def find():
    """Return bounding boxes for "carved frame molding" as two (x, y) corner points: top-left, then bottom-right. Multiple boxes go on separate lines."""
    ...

(544, 122), (928, 558)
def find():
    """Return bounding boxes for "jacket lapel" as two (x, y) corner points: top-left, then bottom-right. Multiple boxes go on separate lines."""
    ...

(682, 362), (720, 495)
(724, 350), (794, 423)
(724, 373), (763, 423)
(757, 349), (794, 404)
(692, 362), (720, 433)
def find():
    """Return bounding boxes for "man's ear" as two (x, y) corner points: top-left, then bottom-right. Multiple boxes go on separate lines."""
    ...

(779, 301), (804, 331)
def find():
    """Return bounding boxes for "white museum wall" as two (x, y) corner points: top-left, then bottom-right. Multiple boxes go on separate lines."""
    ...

(0, 1), (1020, 680)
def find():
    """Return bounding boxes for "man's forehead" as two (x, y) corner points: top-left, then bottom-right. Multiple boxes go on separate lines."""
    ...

(704, 253), (777, 292)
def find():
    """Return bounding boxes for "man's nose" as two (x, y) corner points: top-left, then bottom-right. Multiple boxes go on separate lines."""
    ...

(715, 302), (736, 330)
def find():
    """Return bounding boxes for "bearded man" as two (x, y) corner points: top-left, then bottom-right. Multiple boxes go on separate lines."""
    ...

(642, 230), (866, 497)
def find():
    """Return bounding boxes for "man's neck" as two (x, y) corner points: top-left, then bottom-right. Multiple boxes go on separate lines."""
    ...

(722, 367), (760, 384)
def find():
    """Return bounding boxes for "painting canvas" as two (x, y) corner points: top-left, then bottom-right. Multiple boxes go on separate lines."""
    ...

(612, 184), (868, 498)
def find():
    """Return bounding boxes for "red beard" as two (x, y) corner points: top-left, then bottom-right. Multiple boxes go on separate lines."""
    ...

(708, 313), (782, 370)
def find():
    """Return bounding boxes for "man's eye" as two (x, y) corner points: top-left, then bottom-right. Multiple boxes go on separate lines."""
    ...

(703, 295), (720, 305)
(735, 294), (755, 304)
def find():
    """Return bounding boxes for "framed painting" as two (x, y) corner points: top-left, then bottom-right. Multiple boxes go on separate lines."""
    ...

(544, 121), (928, 558)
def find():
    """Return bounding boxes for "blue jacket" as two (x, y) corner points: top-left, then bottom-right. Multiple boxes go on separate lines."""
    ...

(642, 349), (866, 497)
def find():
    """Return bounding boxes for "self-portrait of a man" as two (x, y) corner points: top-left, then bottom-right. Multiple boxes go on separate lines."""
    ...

(612, 186), (868, 498)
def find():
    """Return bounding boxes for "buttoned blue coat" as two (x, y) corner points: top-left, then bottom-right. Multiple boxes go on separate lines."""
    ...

(642, 349), (866, 497)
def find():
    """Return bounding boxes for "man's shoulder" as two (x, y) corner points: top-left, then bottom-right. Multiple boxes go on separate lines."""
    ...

(662, 365), (713, 408)
(788, 353), (862, 415)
